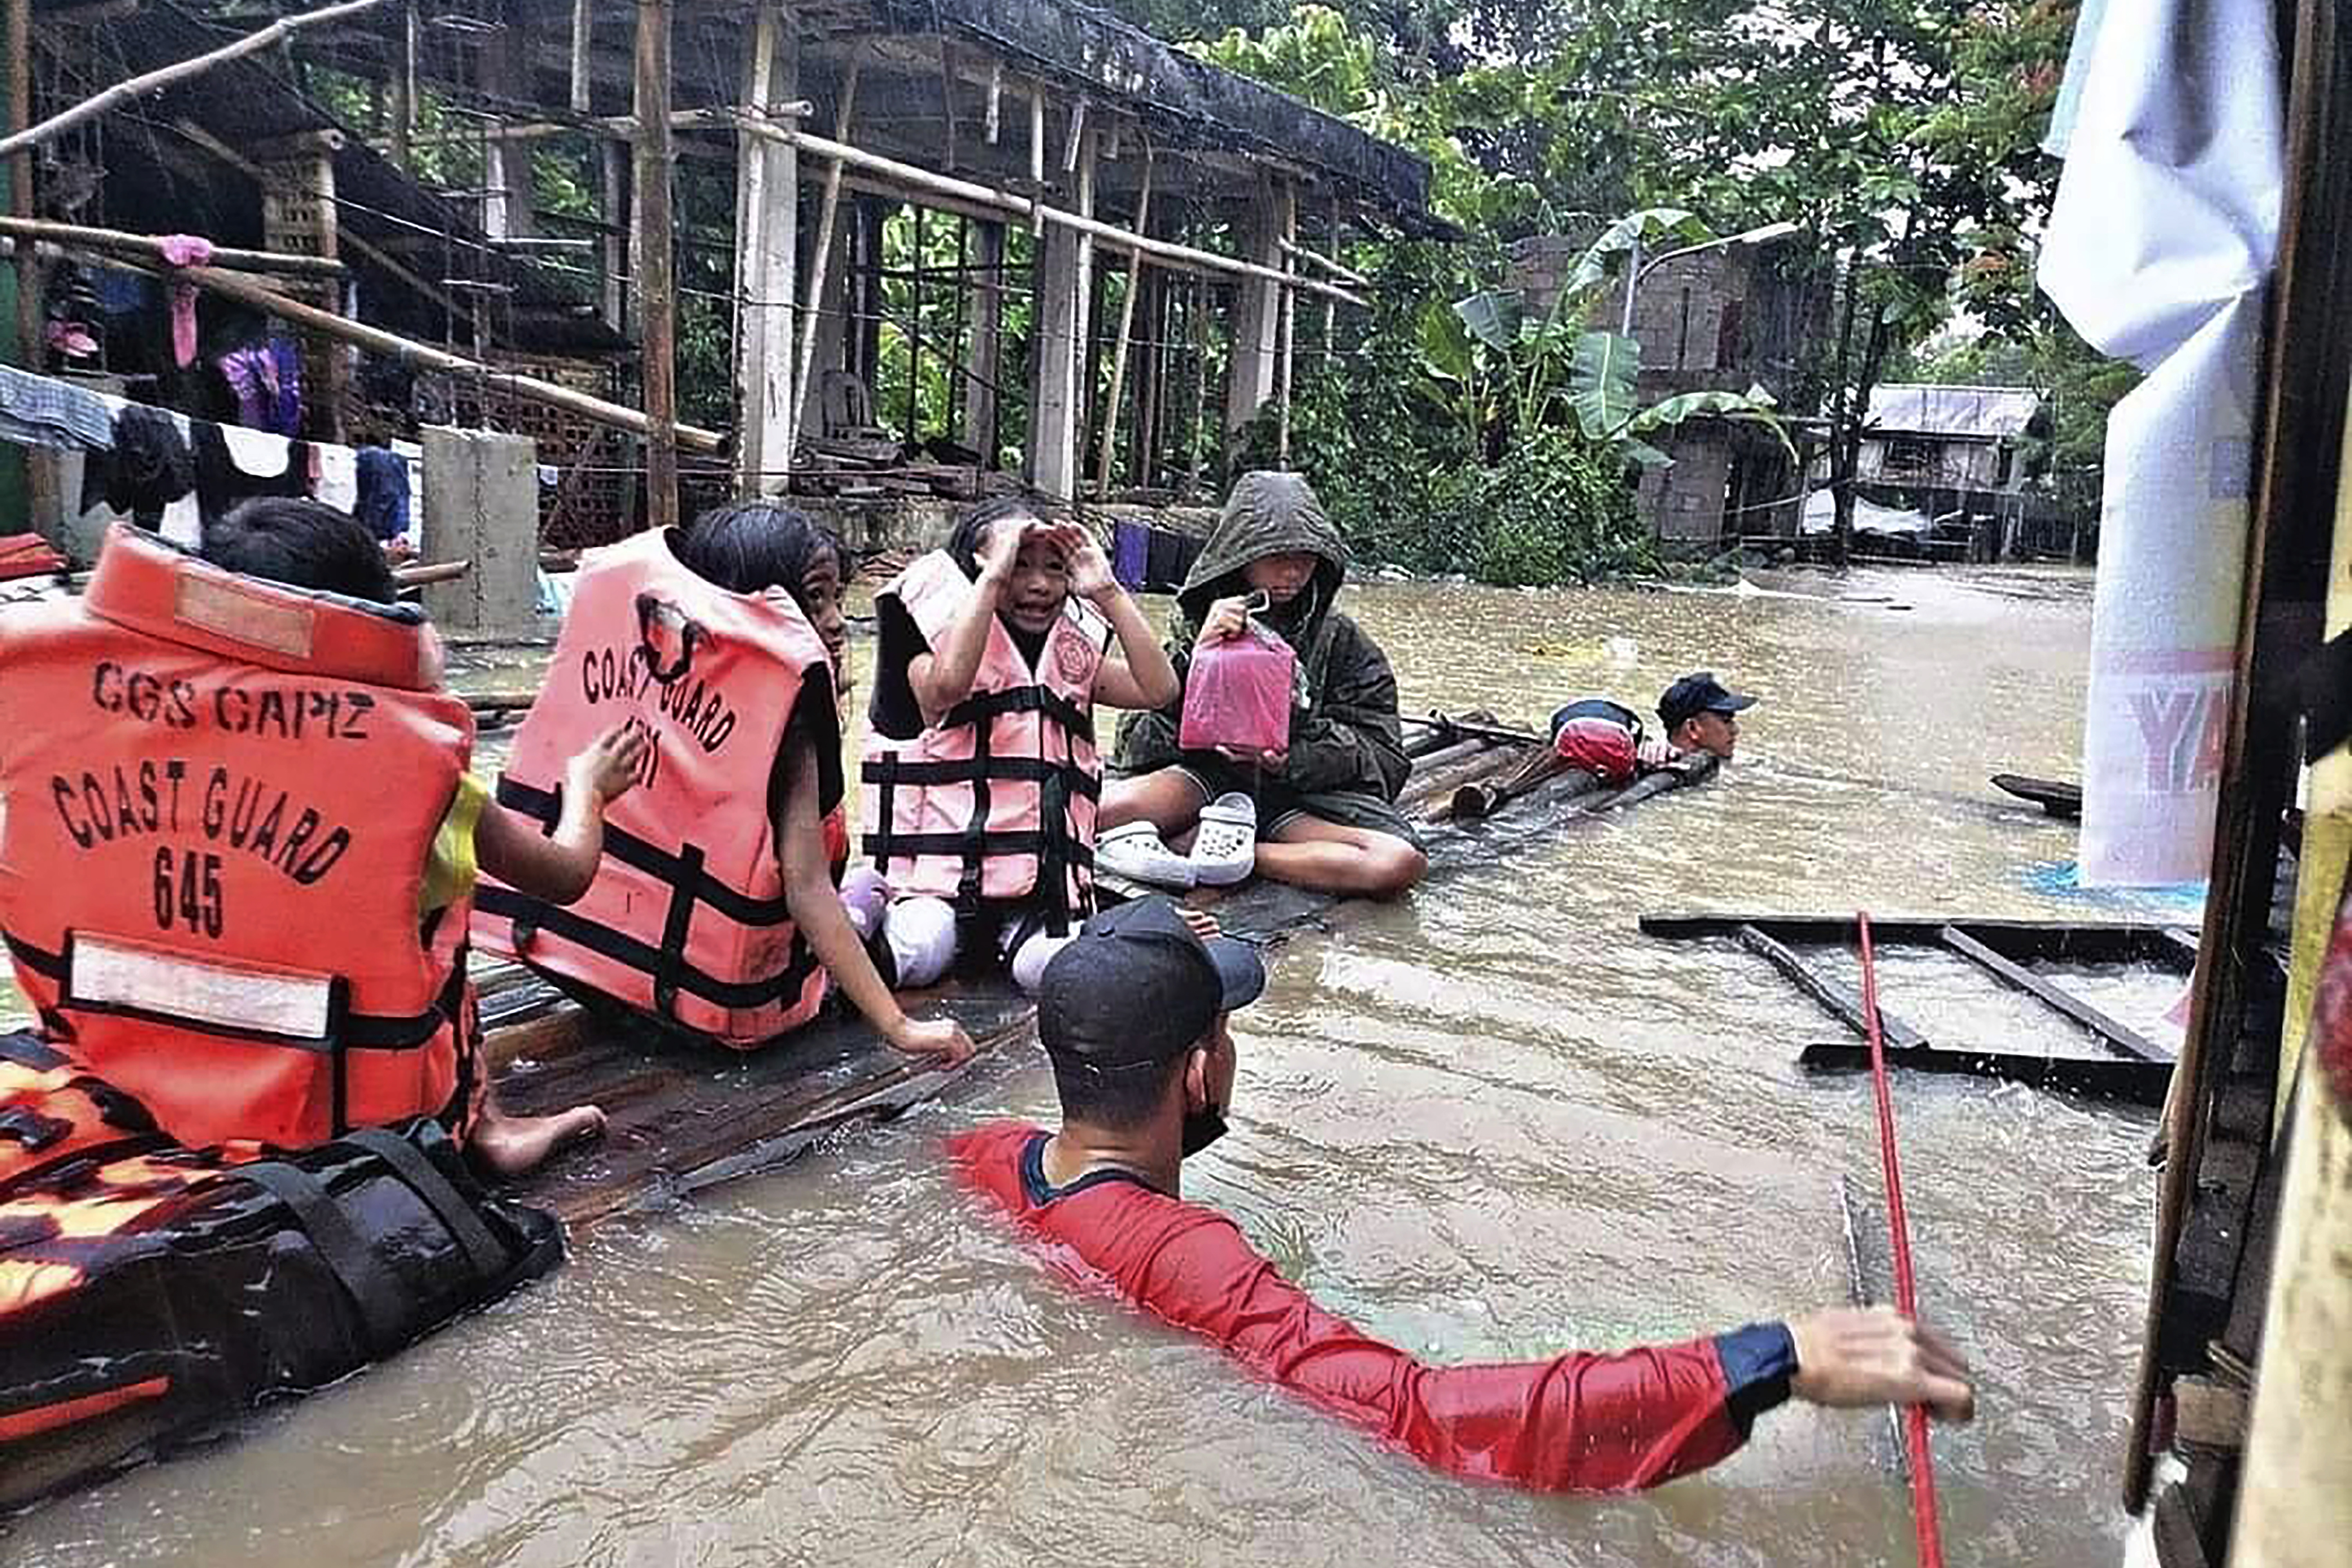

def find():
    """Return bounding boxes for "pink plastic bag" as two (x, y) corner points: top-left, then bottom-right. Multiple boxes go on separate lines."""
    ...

(1180, 622), (1296, 754)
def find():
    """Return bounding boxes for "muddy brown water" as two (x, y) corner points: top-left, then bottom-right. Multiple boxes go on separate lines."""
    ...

(5, 566), (2181, 1566)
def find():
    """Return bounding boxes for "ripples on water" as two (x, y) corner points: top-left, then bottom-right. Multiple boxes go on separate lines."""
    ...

(7, 567), (2166, 1566)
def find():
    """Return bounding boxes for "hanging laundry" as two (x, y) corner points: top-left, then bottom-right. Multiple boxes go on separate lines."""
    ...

(354, 446), (411, 542)
(314, 441), (358, 512)
(96, 403), (195, 530)
(265, 335), (301, 435)
(1111, 519), (1151, 590)
(216, 346), (279, 432)
(157, 235), (215, 370)
(191, 420), (306, 523)
(0, 364), (114, 450)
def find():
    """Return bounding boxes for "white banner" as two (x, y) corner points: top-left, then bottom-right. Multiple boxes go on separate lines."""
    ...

(2038, 0), (2283, 886)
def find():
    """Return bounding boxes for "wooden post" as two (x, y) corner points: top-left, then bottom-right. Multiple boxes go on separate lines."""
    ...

(633, 0), (679, 529)
(907, 203), (924, 445)
(785, 48), (860, 466)
(1027, 121), (1091, 499)
(570, 0), (595, 113)
(599, 138), (629, 331)
(963, 218), (1003, 466)
(389, 1), (417, 172)
(1094, 145), (1152, 494)
(733, 0), (798, 492)
(7, 0), (53, 531)
(482, 22), (535, 241)
(1183, 274), (1209, 501)
(1223, 174), (1288, 444)
(256, 129), (347, 443)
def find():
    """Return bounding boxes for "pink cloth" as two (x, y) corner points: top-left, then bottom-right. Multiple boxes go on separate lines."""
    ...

(157, 235), (215, 369)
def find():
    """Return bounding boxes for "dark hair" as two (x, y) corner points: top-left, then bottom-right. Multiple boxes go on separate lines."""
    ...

(1046, 1050), (1188, 1131)
(200, 497), (397, 605)
(672, 501), (844, 610)
(945, 494), (1058, 579)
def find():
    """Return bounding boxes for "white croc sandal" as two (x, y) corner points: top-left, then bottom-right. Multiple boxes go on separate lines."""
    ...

(1189, 792), (1258, 887)
(1095, 821), (1198, 891)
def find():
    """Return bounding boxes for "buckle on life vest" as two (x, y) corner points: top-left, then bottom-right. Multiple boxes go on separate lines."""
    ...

(634, 592), (706, 685)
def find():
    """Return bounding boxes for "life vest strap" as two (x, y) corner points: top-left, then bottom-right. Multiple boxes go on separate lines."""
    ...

(856, 829), (1098, 865)
(857, 755), (1103, 795)
(232, 1159), (412, 1356)
(474, 886), (820, 1011)
(940, 682), (1093, 739)
(495, 777), (791, 926)
(342, 1125), (510, 1280)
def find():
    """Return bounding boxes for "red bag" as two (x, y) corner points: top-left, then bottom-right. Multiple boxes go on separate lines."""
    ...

(1180, 622), (1296, 754)
(1552, 715), (1639, 784)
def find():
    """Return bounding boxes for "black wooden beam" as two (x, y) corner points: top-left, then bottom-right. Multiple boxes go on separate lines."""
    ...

(1734, 923), (1930, 1049)
(1800, 1042), (2172, 1107)
(1938, 924), (2176, 1063)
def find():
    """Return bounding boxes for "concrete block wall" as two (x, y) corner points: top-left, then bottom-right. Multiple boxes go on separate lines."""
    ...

(420, 426), (541, 640)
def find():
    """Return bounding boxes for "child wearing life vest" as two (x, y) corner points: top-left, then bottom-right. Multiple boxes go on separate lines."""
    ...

(204, 500), (643, 1174)
(475, 501), (972, 1063)
(0, 499), (626, 1176)
(860, 497), (1180, 993)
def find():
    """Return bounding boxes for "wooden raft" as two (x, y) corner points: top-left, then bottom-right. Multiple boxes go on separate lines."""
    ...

(492, 714), (1720, 1223)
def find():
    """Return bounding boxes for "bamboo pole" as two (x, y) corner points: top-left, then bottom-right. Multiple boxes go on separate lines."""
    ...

(0, 214), (345, 278)
(1280, 234), (1370, 289)
(0, 0), (394, 163)
(389, 1), (416, 171)
(733, 116), (1367, 310)
(153, 258), (720, 449)
(1094, 144), (1152, 494)
(570, 0), (595, 114)
(784, 49), (862, 469)
(634, 0), (678, 529)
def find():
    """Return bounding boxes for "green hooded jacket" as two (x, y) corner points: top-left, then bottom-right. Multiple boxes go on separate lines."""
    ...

(1112, 472), (1410, 801)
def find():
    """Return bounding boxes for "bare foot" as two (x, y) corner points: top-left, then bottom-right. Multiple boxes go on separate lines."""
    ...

(470, 1102), (607, 1177)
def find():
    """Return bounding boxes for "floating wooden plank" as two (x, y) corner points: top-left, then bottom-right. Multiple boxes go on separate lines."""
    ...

(1938, 924), (2174, 1063)
(1992, 772), (2082, 819)
(1735, 923), (1931, 1049)
(1800, 1041), (2172, 1106)
(1643, 912), (2196, 968)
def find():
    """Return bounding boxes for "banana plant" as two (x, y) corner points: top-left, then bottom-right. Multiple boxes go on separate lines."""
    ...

(1432, 207), (1792, 470)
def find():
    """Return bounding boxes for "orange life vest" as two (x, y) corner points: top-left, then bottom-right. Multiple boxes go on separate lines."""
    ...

(859, 551), (1104, 928)
(0, 525), (475, 1151)
(471, 528), (840, 1047)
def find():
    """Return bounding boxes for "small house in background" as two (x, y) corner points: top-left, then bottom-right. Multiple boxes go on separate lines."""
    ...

(1798, 382), (2079, 562)
(1509, 230), (1827, 556)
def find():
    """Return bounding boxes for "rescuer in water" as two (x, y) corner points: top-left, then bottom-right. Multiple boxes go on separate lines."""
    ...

(1454, 672), (1761, 819)
(953, 897), (1976, 1493)
(859, 496), (1180, 994)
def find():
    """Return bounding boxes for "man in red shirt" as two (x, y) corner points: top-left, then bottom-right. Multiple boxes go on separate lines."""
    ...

(951, 898), (1975, 1494)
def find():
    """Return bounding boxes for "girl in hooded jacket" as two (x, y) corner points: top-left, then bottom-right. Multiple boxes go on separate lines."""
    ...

(1098, 472), (1427, 899)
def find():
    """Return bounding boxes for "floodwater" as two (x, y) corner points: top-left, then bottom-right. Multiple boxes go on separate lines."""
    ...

(4, 565), (2178, 1567)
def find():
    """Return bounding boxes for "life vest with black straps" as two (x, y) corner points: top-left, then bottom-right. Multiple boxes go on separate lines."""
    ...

(0, 524), (475, 1152)
(471, 528), (840, 1048)
(860, 550), (1105, 930)
(0, 1030), (559, 1510)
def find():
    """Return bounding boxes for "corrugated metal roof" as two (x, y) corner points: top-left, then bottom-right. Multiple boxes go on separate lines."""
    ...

(1866, 383), (2043, 439)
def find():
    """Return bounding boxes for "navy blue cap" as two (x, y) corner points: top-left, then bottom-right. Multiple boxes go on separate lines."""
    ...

(1036, 897), (1266, 1068)
(1658, 671), (1758, 732)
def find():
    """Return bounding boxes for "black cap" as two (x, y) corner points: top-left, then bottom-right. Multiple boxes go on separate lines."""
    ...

(1658, 671), (1758, 732)
(1036, 897), (1267, 1069)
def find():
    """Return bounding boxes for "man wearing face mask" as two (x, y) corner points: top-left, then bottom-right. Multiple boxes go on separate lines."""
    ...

(951, 897), (1977, 1493)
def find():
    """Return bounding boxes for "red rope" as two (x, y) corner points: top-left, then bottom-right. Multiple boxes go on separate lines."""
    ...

(1857, 910), (1945, 1568)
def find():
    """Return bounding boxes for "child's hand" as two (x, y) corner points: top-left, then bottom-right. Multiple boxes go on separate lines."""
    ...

(1194, 595), (1253, 647)
(1177, 906), (1223, 942)
(977, 517), (1030, 588)
(1041, 523), (1117, 602)
(568, 724), (647, 809)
